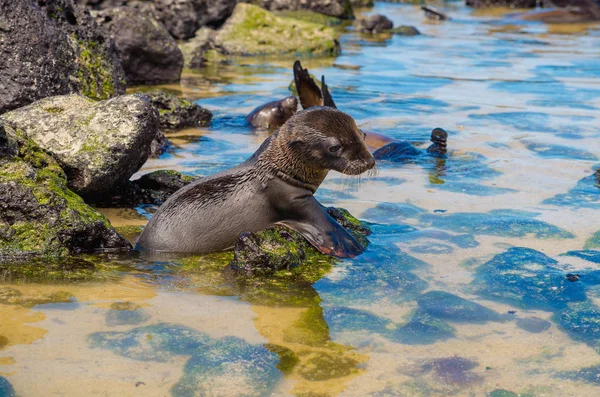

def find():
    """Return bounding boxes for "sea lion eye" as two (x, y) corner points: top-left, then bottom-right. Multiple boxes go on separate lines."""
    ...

(329, 144), (342, 154)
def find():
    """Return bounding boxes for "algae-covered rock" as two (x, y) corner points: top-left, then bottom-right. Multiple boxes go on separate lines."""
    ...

(350, 0), (374, 6)
(556, 302), (600, 351)
(275, 10), (343, 26)
(246, 0), (354, 19)
(1, 94), (159, 198)
(228, 207), (370, 277)
(106, 301), (151, 326)
(182, 3), (340, 62)
(0, 0), (126, 114)
(390, 25), (421, 36)
(0, 122), (130, 259)
(93, 6), (184, 85)
(0, 287), (74, 308)
(141, 91), (213, 130)
(96, 170), (200, 207)
(0, 257), (101, 283)
(391, 312), (455, 345)
(416, 291), (505, 323)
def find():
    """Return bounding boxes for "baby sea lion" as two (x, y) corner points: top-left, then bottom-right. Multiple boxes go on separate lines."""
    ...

(246, 96), (298, 130)
(137, 107), (375, 258)
(293, 60), (394, 150)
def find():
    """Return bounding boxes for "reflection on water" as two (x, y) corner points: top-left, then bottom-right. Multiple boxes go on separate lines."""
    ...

(3, 2), (600, 396)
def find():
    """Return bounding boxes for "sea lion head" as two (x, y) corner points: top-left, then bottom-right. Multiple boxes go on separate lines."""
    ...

(247, 96), (298, 129)
(280, 107), (375, 175)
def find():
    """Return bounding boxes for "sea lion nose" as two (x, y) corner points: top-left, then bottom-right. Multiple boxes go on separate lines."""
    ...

(366, 156), (376, 170)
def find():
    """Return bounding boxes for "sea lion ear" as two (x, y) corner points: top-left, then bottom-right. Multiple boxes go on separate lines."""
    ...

(288, 138), (303, 148)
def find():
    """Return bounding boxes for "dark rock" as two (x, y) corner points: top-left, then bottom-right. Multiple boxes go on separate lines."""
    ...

(76, 0), (237, 40)
(421, 5), (448, 21)
(0, 0), (126, 114)
(1, 94), (159, 198)
(0, 122), (130, 259)
(559, 364), (600, 386)
(93, 6), (183, 85)
(417, 291), (504, 323)
(466, 0), (537, 8)
(350, 0), (373, 6)
(228, 207), (370, 277)
(95, 170), (200, 207)
(245, 0), (354, 20)
(515, 316), (551, 333)
(355, 14), (393, 34)
(141, 91), (213, 130)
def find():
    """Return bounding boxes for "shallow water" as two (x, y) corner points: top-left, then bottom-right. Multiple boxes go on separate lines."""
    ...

(2, 3), (600, 396)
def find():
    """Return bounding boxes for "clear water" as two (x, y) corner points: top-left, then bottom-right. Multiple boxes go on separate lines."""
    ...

(2, 3), (600, 396)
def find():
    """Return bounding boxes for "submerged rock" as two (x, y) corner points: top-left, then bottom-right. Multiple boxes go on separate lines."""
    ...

(391, 313), (455, 345)
(421, 356), (482, 385)
(0, 376), (15, 397)
(416, 291), (505, 323)
(228, 207), (370, 277)
(0, 122), (130, 259)
(0, 287), (74, 308)
(515, 317), (552, 333)
(180, 3), (340, 63)
(355, 14), (393, 33)
(0, 0), (126, 114)
(472, 247), (587, 310)
(556, 302), (600, 350)
(245, 0), (354, 19)
(106, 301), (151, 326)
(93, 6), (184, 85)
(559, 364), (600, 385)
(1, 94), (159, 198)
(141, 91), (213, 130)
(0, 257), (101, 283)
(390, 25), (421, 36)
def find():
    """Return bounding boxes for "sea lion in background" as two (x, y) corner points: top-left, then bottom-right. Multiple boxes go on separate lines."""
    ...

(373, 128), (448, 161)
(293, 60), (395, 150)
(293, 60), (448, 155)
(246, 96), (298, 130)
(138, 107), (375, 258)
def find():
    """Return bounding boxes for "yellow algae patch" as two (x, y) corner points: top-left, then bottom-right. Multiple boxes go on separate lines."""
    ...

(0, 304), (47, 347)
(252, 305), (367, 397)
(0, 357), (15, 366)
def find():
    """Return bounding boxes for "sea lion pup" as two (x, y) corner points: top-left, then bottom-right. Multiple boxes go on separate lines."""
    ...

(137, 107), (375, 258)
(293, 60), (394, 150)
(373, 128), (448, 161)
(246, 96), (298, 130)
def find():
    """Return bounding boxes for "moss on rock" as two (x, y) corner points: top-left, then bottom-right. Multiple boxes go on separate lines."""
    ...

(0, 122), (130, 259)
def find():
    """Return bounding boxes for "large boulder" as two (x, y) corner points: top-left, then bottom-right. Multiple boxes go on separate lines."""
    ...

(76, 0), (237, 40)
(355, 14), (393, 33)
(1, 95), (159, 199)
(0, 122), (130, 259)
(244, 0), (354, 20)
(0, 0), (126, 114)
(93, 7), (184, 85)
(179, 3), (340, 64)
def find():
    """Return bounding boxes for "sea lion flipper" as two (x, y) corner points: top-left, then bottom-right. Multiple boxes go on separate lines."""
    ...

(277, 197), (364, 258)
(293, 60), (324, 109)
(321, 75), (337, 109)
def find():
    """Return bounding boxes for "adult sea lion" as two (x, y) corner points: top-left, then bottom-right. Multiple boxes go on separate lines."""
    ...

(137, 107), (375, 258)
(246, 96), (298, 130)
(293, 61), (448, 156)
(293, 60), (396, 150)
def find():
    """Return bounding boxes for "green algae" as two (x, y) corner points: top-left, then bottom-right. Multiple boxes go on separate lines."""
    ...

(0, 287), (74, 308)
(276, 10), (343, 27)
(283, 306), (331, 346)
(216, 4), (340, 57)
(264, 344), (300, 374)
(297, 351), (360, 381)
(75, 39), (117, 100)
